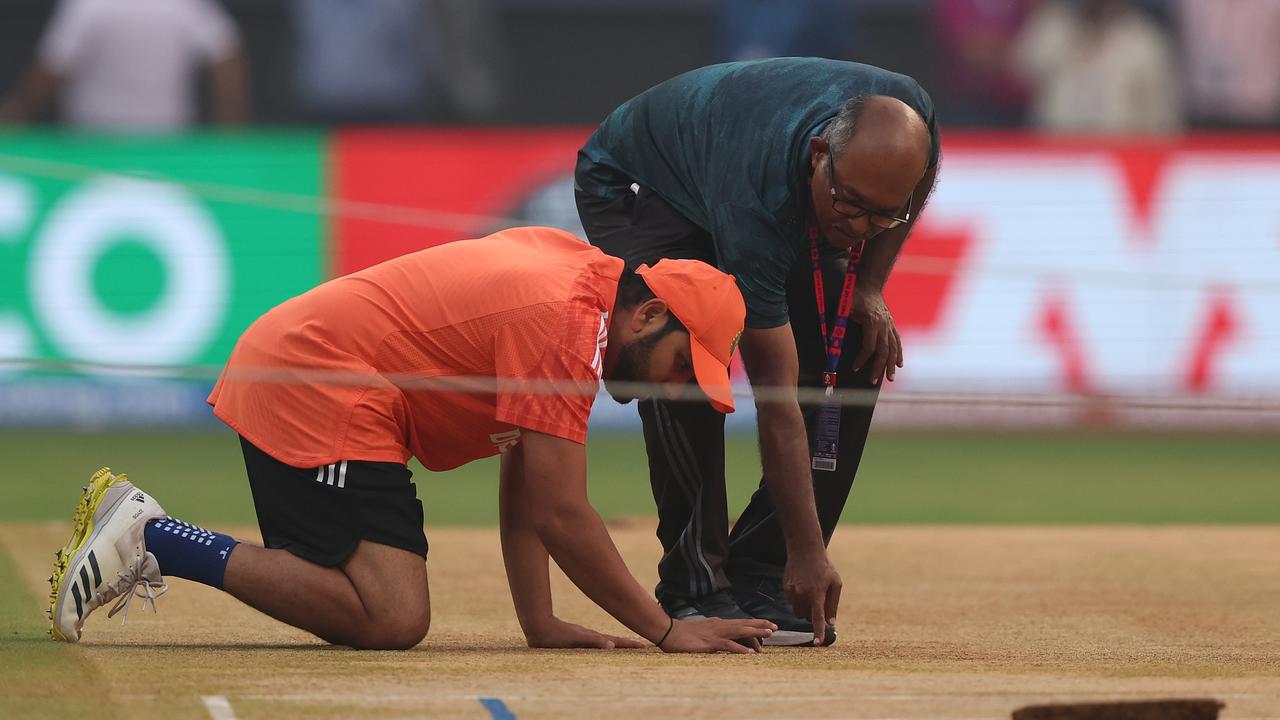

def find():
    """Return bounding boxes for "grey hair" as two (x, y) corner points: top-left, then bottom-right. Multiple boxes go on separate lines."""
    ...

(819, 95), (870, 153)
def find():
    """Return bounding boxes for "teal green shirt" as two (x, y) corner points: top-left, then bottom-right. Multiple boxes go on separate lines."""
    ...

(576, 58), (940, 329)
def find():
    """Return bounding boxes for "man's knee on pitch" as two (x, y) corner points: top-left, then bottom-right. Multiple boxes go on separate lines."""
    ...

(342, 540), (431, 650)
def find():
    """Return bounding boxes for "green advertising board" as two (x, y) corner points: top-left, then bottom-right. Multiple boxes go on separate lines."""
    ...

(0, 133), (325, 374)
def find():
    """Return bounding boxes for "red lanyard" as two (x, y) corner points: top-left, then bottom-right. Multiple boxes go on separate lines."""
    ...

(809, 222), (864, 393)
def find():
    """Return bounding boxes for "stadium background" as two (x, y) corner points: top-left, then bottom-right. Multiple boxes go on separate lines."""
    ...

(0, 2), (1278, 718)
(1, 0), (1278, 521)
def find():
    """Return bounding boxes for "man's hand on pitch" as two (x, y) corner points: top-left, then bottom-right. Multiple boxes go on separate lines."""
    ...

(784, 549), (842, 646)
(659, 617), (776, 654)
(524, 617), (647, 650)
(850, 288), (903, 384)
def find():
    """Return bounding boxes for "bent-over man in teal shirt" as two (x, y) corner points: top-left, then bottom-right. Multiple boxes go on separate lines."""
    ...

(576, 57), (941, 647)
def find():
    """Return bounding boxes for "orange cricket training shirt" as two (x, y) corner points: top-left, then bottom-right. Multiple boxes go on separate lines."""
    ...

(208, 227), (625, 471)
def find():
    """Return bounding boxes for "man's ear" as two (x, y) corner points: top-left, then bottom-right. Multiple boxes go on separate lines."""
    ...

(810, 136), (826, 170)
(632, 298), (670, 331)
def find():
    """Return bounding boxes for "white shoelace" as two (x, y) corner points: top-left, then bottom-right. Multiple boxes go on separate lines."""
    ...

(104, 554), (168, 623)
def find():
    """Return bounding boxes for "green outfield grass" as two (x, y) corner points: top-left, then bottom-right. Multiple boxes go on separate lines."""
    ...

(1, 428), (1277, 526)
(0, 538), (109, 718)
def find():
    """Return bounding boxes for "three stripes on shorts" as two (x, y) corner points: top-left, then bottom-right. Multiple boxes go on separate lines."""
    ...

(315, 461), (348, 489)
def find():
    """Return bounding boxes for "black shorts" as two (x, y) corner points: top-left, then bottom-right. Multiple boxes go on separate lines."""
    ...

(239, 437), (427, 567)
(575, 184), (716, 269)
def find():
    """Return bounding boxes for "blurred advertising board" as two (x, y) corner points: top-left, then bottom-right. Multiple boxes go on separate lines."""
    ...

(0, 133), (325, 426)
(2, 130), (1277, 429)
(887, 135), (1280, 428)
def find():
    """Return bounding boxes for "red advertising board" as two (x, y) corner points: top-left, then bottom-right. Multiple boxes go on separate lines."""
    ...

(332, 128), (591, 274)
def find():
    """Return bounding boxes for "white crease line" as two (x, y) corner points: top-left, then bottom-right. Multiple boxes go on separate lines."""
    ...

(202, 695), (237, 720)
(230, 692), (1265, 703)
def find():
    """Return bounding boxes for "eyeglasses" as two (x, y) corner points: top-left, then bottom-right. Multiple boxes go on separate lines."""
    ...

(825, 145), (913, 230)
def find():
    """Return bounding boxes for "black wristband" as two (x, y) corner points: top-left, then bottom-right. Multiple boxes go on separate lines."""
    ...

(656, 616), (675, 649)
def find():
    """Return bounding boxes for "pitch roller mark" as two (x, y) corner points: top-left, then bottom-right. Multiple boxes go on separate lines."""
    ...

(479, 697), (518, 719)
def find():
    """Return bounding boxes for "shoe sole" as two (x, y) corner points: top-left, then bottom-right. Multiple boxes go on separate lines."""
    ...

(761, 629), (817, 646)
(48, 468), (130, 642)
(761, 625), (838, 647)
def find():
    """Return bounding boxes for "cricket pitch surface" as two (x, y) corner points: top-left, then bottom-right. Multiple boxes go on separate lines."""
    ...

(2, 523), (1277, 719)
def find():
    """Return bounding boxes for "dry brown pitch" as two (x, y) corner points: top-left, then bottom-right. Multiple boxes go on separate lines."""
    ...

(2, 523), (1277, 719)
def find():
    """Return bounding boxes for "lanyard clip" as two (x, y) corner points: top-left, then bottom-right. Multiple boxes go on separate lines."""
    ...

(823, 371), (837, 397)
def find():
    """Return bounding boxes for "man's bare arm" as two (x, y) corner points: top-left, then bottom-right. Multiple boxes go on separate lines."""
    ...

(499, 443), (644, 649)
(738, 325), (842, 640)
(498, 443), (555, 636)
(518, 430), (774, 653)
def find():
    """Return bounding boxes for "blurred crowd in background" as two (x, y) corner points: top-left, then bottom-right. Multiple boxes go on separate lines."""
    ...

(0, 0), (1278, 134)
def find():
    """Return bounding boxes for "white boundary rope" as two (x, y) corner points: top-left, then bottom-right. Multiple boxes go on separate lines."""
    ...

(2, 357), (1278, 417)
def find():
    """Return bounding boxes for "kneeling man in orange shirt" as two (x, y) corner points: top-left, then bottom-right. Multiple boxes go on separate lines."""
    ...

(48, 226), (773, 653)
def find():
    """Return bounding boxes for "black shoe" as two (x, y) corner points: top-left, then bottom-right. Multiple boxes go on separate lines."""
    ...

(661, 590), (752, 621)
(729, 576), (837, 647)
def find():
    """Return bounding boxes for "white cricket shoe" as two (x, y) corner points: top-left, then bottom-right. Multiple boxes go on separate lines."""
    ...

(49, 468), (168, 642)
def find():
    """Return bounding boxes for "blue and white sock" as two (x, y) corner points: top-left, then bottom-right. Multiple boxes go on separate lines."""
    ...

(143, 517), (239, 590)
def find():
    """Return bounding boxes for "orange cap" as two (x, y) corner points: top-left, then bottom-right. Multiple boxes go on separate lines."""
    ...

(635, 259), (745, 413)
